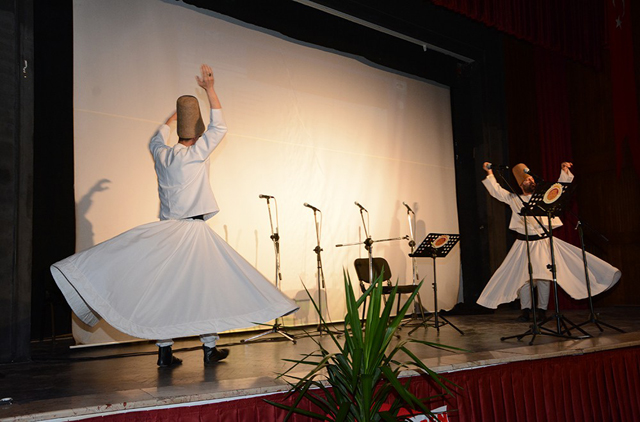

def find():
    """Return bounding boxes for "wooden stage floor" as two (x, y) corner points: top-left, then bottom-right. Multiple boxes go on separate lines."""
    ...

(1, 307), (640, 421)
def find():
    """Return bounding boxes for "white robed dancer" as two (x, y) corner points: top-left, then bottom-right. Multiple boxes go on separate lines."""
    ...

(51, 64), (298, 367)
(477, 161), (621, 321)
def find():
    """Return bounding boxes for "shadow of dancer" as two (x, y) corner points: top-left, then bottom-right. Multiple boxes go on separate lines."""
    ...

(76, 179), (110, 252)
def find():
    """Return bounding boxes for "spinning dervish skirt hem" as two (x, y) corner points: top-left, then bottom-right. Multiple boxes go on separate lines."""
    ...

(477, 237), (621, 309)
(51, 219), (299, 340)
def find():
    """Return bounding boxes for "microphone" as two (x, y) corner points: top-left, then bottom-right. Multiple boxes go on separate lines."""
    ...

(402, 202), (414, 213)
(354, 201), (367, 212)
(487, 163), (509, 170)
(304, 202), (320, 212)
(259, 194), (274, 199)
(523, 168), (544, 182)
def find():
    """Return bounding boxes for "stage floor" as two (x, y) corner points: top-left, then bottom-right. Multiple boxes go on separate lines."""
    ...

(2, 307), (640, 421)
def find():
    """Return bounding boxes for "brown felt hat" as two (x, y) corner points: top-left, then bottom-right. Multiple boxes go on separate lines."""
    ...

(512, 163), (528, 186)
(177, 95), (205, 139)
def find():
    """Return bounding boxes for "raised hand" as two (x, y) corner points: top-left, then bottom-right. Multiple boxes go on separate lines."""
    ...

(195, 64), (221, 109)
(561, 162), (573, 173)
(196, 64), (215, 91)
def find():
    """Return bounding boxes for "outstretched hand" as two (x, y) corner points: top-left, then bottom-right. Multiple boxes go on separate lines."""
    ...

(483, 161), (493, 175)
(561, 162), (573, 173)
(196, 64), (215, 91)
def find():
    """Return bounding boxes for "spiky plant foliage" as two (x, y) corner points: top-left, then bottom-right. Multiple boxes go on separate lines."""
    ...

(266, 270), (459, 421)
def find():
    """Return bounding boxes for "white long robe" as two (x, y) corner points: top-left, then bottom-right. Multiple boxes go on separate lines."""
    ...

(477, 171), (621, 309)
(51, 109), (298, 340)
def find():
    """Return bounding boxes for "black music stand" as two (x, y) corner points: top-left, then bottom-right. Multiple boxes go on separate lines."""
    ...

(502, 181), (589, 344)
(408, 233), (463, 335)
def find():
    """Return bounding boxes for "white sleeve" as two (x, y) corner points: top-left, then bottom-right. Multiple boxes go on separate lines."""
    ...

(192, 109), (228, 159)
(482, 174), (516, 204)
(558, 168), (574, 183)
(149, 124), (170, 158)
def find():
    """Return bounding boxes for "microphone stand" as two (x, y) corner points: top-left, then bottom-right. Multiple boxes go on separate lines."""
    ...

(336, 203), (407, 322)
(400, 204), (427, 328)
(568, 214), (623, 334)
(305, 204), (341, 335)
(242, 196), (296, 344)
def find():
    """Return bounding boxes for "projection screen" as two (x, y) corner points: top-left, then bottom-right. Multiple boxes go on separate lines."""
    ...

(72, 0), (461, 344)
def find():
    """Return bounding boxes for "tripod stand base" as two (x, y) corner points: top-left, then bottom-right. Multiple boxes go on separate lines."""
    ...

(315, 323), (343, 336)
(574, 312), (625, 334)
(501, 312), (590, 346)
(241, 322), (296, 344)
(399, 294), (429, 329)
(542, 312), (591, 338)
(408, 311), (464, 336)
(399, 312), (430, 329)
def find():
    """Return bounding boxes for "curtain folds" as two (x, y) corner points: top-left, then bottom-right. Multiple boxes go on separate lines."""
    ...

(429, 0), (604, 67)
(83, 347), (640, 421)
(532, 46), (585, 309)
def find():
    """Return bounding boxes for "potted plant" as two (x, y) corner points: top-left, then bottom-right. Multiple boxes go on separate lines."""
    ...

(266, 270), (459, 421)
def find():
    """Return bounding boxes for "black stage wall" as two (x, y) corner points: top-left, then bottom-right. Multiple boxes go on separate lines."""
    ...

(0, 0), (34, 363)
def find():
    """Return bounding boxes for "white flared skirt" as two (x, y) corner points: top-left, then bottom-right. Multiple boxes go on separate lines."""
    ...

(477, 237), (621, 309)
(51, 219), (298, 340)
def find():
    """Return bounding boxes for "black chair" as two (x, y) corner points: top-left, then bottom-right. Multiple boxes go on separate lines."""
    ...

(353, 257), (419, 320)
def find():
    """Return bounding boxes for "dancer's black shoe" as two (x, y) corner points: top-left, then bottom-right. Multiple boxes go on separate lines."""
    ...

(203, 345), (229, 365)
(535, 308), (547, 321)
(157, 346), (182, 367)
(516, 308), (531, 322)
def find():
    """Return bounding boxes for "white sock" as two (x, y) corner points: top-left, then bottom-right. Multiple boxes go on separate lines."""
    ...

(200, 334), (219, 349)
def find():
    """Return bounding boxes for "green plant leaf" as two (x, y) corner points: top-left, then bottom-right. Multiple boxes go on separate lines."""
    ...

(380, 365), (433, 416)
(263, 399), (328, 421)
(400, 346), (459, 394)
(268, 270), (456, 421)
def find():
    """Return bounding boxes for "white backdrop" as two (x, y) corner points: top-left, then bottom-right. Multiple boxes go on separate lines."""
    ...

(72, 0), (461, 344)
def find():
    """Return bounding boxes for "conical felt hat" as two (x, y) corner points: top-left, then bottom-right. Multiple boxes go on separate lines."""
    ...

(512, 163), (528, 186)
(177, 95), (205, 139)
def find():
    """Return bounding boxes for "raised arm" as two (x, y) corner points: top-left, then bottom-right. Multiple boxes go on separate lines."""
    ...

(149, 111), (177, 156)
(482, 161), (516, 204)
(559, 161), (574, 183)
(165, 111), (177, 125)
(196, 64), (222, 110)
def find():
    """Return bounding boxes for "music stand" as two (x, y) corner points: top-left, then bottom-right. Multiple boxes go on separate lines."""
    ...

(502, 181), (589, 343)
(408, 233), (463, 335)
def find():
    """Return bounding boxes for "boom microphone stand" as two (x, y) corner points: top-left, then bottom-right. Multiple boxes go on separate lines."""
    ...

(336, 202), (407, 316)
(242, 194), (296, 344)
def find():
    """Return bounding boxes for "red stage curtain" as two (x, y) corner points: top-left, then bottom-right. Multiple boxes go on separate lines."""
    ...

(436, 0), (640, 180)
(429, 0), (604, 68)
(84, 347), (640, 421)
(607, 0), (640, 178)
(533, 46), (585, 310)
(408, 346), (640, 422)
